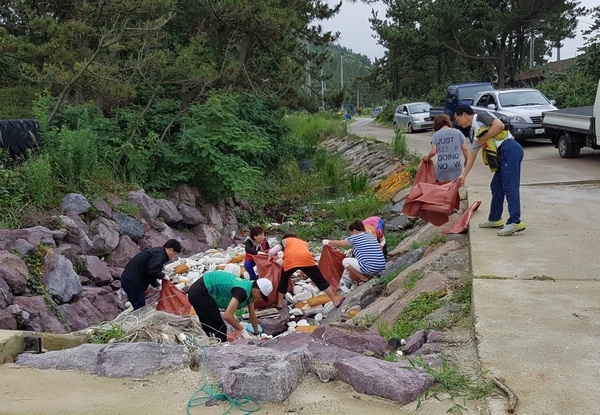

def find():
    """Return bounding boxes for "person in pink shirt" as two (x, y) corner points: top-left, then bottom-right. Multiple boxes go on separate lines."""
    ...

(362, 216), (387, 259)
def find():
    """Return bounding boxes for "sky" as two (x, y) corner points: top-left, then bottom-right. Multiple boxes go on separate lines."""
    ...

(320, 0), (598, 63)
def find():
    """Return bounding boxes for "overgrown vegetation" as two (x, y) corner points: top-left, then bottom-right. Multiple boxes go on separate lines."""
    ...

(22, 245), (69, 330)
(391, 131), (409, 158)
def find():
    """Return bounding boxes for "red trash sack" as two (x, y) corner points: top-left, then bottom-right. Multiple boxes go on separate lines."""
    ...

(401, 160), (461, 226)
(444, 200), (482, 234)
(156, 279), (192, 316)
(251, 254), (293, 309)
(318, 245), (346, 293)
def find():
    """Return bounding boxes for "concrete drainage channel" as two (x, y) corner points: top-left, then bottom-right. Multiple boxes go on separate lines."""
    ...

(0, 330), (87, 363)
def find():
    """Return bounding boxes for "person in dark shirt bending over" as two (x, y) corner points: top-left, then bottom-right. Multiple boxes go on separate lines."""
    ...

(120, 239), (182, 310)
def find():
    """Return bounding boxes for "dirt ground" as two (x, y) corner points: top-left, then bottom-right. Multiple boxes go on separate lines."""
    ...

(0, 325), (487, 415)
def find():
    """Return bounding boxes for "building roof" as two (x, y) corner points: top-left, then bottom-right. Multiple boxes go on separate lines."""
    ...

(514, 58), (576, 82)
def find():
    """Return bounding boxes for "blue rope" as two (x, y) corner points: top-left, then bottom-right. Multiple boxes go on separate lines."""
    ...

(186, 338), (261, 415)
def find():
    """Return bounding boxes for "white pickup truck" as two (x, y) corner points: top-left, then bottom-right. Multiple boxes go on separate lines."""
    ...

(542, 80), (600, 158)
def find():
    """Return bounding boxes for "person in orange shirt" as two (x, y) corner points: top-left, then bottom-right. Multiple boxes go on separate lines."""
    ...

(269, 234), (343, 310)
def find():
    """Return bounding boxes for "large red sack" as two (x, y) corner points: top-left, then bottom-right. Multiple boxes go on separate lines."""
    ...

(156, 279), (192, 316)
(251, 254), (292, 309)
(318, 245), (345, 293)
(402, 160), (461, 226)
(444, 200), (482, 234)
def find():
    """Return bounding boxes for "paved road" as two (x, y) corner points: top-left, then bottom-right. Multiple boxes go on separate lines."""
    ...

(350, 117), (600, 415)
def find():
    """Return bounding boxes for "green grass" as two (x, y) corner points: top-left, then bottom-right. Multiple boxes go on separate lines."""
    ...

(385, 232), (404, 252)
(409, 355), (494, 413)
(293, 221), (339, 241)
(391, 130), (408, 158)
(354, 314), (378, 328)
(379, 269), (403, 286)
(405, 151), (422, 179)
(321, 193), (385, 223)
(378, 291), (445, 340)
(90, 322), (128, 344)
(348, 172), (369, 195)
(286, 113), (347, 147)
(410, 235), (447, 250)
(403, 270), (424, 291)
(450, 279), (472, 309)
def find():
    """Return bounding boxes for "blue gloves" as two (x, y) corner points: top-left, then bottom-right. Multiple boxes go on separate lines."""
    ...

(246, 323), (263, 335)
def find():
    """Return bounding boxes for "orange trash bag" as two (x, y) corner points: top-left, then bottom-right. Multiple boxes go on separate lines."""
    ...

(251, 254), (293, 309)
(444, 200), (482, 234)
(318, 245), (345, 292)
(156, 279), (192, 316)
(402, 160), (461, 226)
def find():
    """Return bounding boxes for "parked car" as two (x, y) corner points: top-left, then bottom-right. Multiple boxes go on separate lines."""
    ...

(472, 88), (557, 141)
(393, 102), (433, 133)
(429, 82), (495, 124)
(371, 106), (384, 118)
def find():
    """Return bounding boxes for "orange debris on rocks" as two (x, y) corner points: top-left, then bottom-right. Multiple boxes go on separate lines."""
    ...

(295, 325), (318, 334)
(374, 169), (412, 201)
(347, 309), (359, 319)
(229, 254), (245, 263)
(307, 294), (332, 307)
(295, 301), (308, 310)
(175, 264), (190, 274)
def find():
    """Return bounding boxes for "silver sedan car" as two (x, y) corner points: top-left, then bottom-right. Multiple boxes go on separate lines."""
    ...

(393, 102), (433, 133)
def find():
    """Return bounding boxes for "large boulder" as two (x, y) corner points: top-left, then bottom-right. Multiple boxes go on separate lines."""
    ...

(203, 344), (308, 402)
(178, 204), (206, 226)
(77, 255), (113, 286)
(311, 326), (388, 358)
(205, 204), (224, 229)
(92, 198), (113, 219)
(89, 217), (120, 256)
(171, 229), (208, 256)
(334, 356), (435, 404)
(193, 224), (221, 248)
(0, 251), (29, 295)
(43, 252), (82, 304)
(155, 199), (183, 224)
(126, 190), (160, 220)
(13, 296), (68, 333)
(58, 215), (93, 254)
(107, 236), (140, 268)
(81, 286), (120, 321)
(60, 296), (106, 331)
(169, 184), (199, 207)
(11, 238), (35, 256)
(138, 229), (169, 251)
(0, 277), (14, 308)
(2, 226), (59, 250)
(61, 193), (91, 215)
(113, 212), (144, 242)
(16, 343), (188, 378)
(261, 332), (361, 382)
(0, 309), (17, 330)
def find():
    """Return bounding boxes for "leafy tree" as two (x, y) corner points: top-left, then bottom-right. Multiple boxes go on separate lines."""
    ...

(0, 0), (343, 120)
(429, 0), (583, 86)
(369, 0), (585, 95)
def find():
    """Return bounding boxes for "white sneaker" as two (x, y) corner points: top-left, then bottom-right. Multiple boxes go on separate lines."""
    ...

(497, 221), (526, 236)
